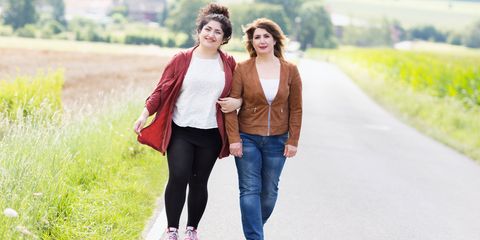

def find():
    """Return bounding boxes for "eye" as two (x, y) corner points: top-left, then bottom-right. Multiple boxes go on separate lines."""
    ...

(254, 35), (260, 39)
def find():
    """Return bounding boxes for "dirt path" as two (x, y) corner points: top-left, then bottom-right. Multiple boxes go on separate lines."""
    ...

(0, 48), (170, 107)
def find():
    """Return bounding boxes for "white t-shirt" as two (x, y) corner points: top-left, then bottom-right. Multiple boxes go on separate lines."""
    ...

(173, 55), (225, 129)
(260, 78), (279, 104)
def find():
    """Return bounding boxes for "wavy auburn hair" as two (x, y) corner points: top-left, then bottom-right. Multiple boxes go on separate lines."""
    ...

(243, 18), (286, 59)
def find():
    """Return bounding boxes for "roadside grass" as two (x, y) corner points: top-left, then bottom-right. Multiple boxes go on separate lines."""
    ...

(305, 47), (480, 161)
(0, 70), (64, 120)
(0, 75), (167, 239)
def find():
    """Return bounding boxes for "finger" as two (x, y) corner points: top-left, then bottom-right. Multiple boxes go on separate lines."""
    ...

(134, 123), (139, 134)
(284, 146), (288, 157)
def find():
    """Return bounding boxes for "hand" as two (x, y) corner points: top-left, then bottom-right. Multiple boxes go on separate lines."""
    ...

(133, 116), (147, 135)
(284, 144), (297, 158)
(217, 97), (242, 113)
(230, 142), (243, 158)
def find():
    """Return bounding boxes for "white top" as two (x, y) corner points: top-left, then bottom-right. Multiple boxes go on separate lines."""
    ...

(173, 55), (225, 129)
(260, 78), (279, 104)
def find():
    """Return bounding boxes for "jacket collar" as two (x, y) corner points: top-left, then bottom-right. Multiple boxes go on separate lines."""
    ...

(245, 57), (288, 104)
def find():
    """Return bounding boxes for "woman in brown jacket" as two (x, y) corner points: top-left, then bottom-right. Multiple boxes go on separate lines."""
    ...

(225, 18), (302, 240)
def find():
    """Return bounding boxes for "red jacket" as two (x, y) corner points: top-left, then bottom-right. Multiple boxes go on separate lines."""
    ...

(137, 46), (236, 159)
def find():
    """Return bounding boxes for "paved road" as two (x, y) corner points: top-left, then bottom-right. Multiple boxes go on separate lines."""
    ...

(148, 59), (480, 240)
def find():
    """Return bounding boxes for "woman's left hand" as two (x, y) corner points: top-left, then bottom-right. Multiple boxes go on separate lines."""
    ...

(284, 144), (297, 158)
(217, 97), (242, 113)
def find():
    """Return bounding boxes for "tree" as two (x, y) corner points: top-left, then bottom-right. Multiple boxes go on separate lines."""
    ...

(49, 0), (65, 26)
(256, 0), (305, 23)
(165, 0), (209, 47)
(230, 3), (290, 38)
(297, 1), (336, 49)
(3, 0), (37, 30)
(464, 20), (480, 48)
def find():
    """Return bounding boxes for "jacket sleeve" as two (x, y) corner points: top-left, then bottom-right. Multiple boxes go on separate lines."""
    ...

(287, 65), (303, 146)
(145, 54), (180, 116)
(225, 64), (243, 144)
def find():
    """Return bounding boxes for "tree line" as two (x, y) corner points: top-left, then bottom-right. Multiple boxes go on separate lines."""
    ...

(1, 0), (479, 49)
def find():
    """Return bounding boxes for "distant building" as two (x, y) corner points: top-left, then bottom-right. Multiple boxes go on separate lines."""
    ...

(64, 0), (112, 22)
(123, 0), (166, 22)
(63, 0), (166, 23)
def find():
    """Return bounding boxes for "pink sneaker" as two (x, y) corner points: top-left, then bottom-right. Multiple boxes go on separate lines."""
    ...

(166, 227), (179, 240)
(184, 226), (199, 240)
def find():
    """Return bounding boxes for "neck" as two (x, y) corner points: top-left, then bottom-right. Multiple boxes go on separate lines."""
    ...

(196, 45), (218, 58)
(256, 52), (277, 63)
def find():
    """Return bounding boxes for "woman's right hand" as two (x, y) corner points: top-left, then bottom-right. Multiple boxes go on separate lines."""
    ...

(134, 117), (147, 135)
(230, 142), (243, 158)
(134, 108), (150, 135)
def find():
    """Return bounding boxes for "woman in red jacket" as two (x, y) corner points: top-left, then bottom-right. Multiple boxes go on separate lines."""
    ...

(133, 3), (240, 240)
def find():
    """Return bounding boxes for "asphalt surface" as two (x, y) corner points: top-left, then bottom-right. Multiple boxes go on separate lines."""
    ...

(147, 59), (480, 240)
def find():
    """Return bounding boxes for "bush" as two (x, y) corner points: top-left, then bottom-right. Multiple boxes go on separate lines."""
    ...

(125, 32), (164, 46)
(447, 32), (464, 46)
(408, 25), (447, 42)
(111, 13), (127, 25)
(0, 24), (13, 36)
(38, 19), (65, 38)
(166, 37), (176, 48)
(15, 24), (36, 38)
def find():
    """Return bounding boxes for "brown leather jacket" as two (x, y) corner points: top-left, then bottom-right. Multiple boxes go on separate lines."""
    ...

(225, 57), (302, 146)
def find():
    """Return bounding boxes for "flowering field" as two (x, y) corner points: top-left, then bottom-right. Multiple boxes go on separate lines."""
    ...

(307, 47), (480, 161)
(0, 46), (170, 239)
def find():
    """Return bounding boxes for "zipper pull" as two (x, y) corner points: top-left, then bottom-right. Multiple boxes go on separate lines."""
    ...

(254, 107), (257, 113)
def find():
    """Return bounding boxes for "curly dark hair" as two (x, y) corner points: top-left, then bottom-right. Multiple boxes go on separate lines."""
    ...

(195, 3), (232, 45)
(244, 18), (286, 59)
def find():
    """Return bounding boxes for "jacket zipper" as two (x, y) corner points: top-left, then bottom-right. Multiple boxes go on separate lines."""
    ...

(267, 104), (271, 136)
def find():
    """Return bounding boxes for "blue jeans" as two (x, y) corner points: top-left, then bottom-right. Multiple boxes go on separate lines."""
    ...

(235, 132), (288, 240)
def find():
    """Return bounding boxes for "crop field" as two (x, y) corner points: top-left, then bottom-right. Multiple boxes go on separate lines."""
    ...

(307, 47), (480, 161)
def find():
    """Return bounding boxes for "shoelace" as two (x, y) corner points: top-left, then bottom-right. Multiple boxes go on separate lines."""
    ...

(167, 231), (178, 240)
(185, 229), (197, 240)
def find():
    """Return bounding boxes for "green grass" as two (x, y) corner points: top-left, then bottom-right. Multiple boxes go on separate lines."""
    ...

(0, 76), (168, 238)
(306, 47), (480, 161)
(0, 70), (64, 120)
(325, 0), (480, 30)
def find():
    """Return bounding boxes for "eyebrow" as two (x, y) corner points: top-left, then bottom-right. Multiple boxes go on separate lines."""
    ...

(206, 25), (223, 32)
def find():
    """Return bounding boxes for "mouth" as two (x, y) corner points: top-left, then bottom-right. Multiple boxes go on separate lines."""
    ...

(205, 37), (216, 43)
(258, 46), (268, 50)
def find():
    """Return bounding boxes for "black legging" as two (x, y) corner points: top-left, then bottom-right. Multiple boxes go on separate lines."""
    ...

(165, 122), (222, 229)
